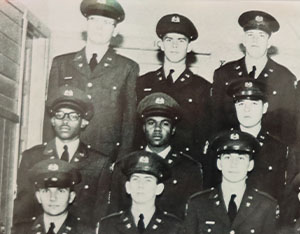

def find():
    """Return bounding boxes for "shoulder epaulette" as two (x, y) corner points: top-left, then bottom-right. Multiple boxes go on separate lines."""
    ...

(189, 187), (214, 200)
(100, 210), (124, 221)
(253, 188), (277, 202)
(162, 211), (182, 222)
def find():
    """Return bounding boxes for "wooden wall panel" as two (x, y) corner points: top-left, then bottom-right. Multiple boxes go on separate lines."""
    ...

(0, 12), (22, 44)
(0, 54), (19, 82)
(0, 0), (22, 26)
(0, 33), (20, 64)
(0, 74), (17, 100)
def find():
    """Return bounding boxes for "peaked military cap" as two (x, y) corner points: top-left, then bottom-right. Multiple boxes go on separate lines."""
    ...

(210, 130), (260, 157)
(46, 85), (94, 120)
(137, 92), (181, 121)
(29, 159), (81, 188)
(80, 0), (125, 23)
(121, 151), (171, 182)
(156, 13), (198, 41)
(227, 78), (267, 101)
(238, 10), (280, 35)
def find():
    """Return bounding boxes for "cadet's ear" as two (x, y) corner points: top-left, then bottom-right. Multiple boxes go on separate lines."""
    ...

(68, 191), (76, 204)
(263, 102), (269, 114)
(297, 192), (300, 202)
(155, 183), (164, 196)
(125, 181), (131, 195)
(157, 40), (164, 51)
(171, 126), (176, 135)
(187, 42), (192, 53)
(80, 119), (89, 129)
(248, 159), (254, 172)
(50, 117), (56, 127)
(216, 158), (222, 171)
(35, 191), (42, 204)
(112, 24), (118, 37)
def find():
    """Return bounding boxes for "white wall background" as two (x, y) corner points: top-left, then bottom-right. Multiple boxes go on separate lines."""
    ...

(19, 0), (300, 82)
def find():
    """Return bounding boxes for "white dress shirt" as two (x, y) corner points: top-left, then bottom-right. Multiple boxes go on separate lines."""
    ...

(145, 145), (171, 159)
(55, 138), (80, 162)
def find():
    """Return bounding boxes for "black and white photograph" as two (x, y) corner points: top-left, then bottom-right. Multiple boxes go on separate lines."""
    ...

(1, 0), (300, 233)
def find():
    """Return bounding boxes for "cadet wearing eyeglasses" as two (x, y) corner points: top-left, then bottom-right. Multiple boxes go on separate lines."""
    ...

(13, 85), (111, 228)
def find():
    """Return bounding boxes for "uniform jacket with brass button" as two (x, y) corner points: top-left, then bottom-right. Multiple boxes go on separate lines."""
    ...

(212, 57), (297, 146)
(13, 139), (111, 226)
(185, 185), (278, 234)
(12, 213), (94, 234)
(136, 67), (212, 161)
(99, 209), (184, 234)
(44, 47), (139, 162)
(108, 148), (203, 220)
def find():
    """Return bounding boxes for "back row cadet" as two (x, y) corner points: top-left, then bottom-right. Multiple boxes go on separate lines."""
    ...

(212, 10), (297, 147)
(205, 78), (290, 205)
(44, 0), (139, 162)
(14, 85), (110, 227)
(185, 130), (278, 234)
(136, 13), (212, 162)
(12, 159), (94, 234)
(109, 92), (203, 220)
(99, 151), (184, 234)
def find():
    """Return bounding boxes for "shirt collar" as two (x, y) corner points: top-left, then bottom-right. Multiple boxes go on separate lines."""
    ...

(85, 44), (109, 63)
(145, 145), (171, 159)
(221, 181), (246, 211)
(131, 206), (156, 228)
(163, 63), (186, 82)
(55, 137), (80, 162)
(43, 212), (68, 233)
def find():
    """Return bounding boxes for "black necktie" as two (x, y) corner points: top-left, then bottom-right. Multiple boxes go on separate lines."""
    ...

(47, 222), (55, 234)
(137, 214), (145, 233)
(166, 69), (175, 85)
(228, 194), (237, 223)
(61, 145), (69, 162)
(248, 65), (256, 78)
(89, 53), (98, 71)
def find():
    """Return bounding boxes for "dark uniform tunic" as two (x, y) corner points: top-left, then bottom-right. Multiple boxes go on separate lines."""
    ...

(185, 186), (278, 234)
(12, 213), (94, 234)
(109, 148), (203, 220)
(136, 67), (212, 161)
(99, 209), (184, 234)
(13, 139), (111, 226)
(44, 47), (139, 161)
(212, 57), (297, 146)
(204, 129), (289, 203)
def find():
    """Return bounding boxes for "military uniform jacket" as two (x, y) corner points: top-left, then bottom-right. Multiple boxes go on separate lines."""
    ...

(185, 186), (278, 234)
(99, 209), (184, 234)
(109, 148), (203, 220)
(13, 139), (111, 226)
(212, 56), (297, 146)
(44, 47), (139, 161)
(12, 213), (94, 234)
(136, 67), (212, 160)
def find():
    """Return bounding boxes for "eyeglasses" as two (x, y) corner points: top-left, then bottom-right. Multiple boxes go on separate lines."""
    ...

(54, 111), (81, 121)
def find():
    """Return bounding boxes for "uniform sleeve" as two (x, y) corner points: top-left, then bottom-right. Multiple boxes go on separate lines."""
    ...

(184, 199), (199, 234)
(261, 202), (278, 234)
(118, 62), (140, 159)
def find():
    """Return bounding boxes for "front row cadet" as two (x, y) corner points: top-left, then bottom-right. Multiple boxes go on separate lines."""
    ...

(185, 130), (278, 234)
(99, 151), (184, 234)
(109, 92), (203, 220)
(12, 159), (94, 234)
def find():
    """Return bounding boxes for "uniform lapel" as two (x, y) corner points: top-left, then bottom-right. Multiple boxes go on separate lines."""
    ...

(164, 148), (180, 167)
(116, 210), (137, 234)
(31, 215), (46, 234)
(209, 186), (231, 227)
(43, 139), (59, 159)
(56, 214), (75, 234)
(144, 209), (165, 234)
(174, 68), (193, 85)
(91, 48), (117, 79)
(69, 142), (89, 165)
(232, 187), (259, 228)
(71, 48), (91, 77)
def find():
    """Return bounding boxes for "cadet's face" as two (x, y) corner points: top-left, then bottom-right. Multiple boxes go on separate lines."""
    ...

(35, 188), (75, 217)
(51, 107), (85, 142)
(243, 29), (270, 58)
(235, 99), (268, 128)
(125, 173), (164, 204)
(87, 15), (116, 45)
(161, 33), (190, 63)
(143, 116), (174, 148)
(217, 153), (254, 183)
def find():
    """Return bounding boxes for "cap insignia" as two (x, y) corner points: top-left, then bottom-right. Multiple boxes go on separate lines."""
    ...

(64, 89), (73, 97)
(155, 97), (165, 104)
(51, 177), (58, 182)
(139, 156), (149, 163)
(230, 133), (240, 140)
(171, 16), (180, 23)
(245, 82), (253, 88)
(48, 163), (59, 171)
(255, 16), (263, 22)
(97, 0), (106, 3)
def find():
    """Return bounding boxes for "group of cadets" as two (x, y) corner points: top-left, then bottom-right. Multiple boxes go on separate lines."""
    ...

(11, 0), (300, 233)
